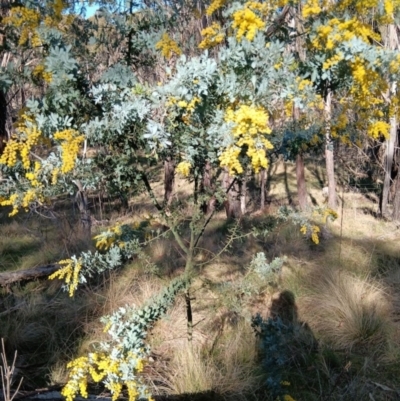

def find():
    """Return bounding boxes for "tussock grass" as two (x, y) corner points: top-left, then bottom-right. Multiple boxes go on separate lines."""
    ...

(299, 269), (394, 352)
(159, 322), (261, 398)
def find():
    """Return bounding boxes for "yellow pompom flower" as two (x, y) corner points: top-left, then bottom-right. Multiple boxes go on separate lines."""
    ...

(54, 129), (85, 173)
(155, 33), (182, 59)
(176, 161), (192, 177)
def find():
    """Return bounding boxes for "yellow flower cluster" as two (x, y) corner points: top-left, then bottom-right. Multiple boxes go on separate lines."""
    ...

(219, 104), (273, 174)
(206, 0), (227, 16)
(49, 258), (83, 297)
(94, 224), (123, 250)
(54, 129), (85, 173)
(155, 33), (182, 60)
(311, 18), (380, 51)
(310, 225), (320, 244)
(176, 161), (192, 177)
(302, 0), (322, 18)
(177, 97), (201, 112)
(367, 121), (390, 139)
(4, 6), (41, 46)
(232, 2), (266, 41)
(322, 52), (344, 70)
(349, 57), (386, 112)
(199, 22), (225, 49)
(0, 116), (42, 169)
(321, 208), (338, 222)
(0, 194), (19, 217)
(62, 352), (147, 401)
(25, 161), (42, 187)
(32, 64), (53, 83)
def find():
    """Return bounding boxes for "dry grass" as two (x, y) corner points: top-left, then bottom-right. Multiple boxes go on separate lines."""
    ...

(1, 158), (400, 400)
(158, 322), (261, 398)
(300, 269), (394, 351)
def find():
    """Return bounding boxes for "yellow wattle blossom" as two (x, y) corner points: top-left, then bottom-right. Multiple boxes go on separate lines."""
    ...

(155, 33), (182, 60)
(49, 258), (83, 297)
(176, 161), (192, 177)
(232, 2), (266, 41)
(302, 0), (322, 18)
(54, 129), (85, 173)
(367, 121), (390, 139)
(0, 193), (19, 217)
(32, 64), (53, 83)
(62, 352), (147, 401)
(94, 224), (123, 250)
(4, 6), (41, 46)
(0, 114), (42, 170)
(206, 0), (227, 16)
(311, 18), (380, 51)
(199, 22), (225, 49)
(219, 104), (273, 175)
(311, 225), (320, 244)
(323, 52), (344, 70)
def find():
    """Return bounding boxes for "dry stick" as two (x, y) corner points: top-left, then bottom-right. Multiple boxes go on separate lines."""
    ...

(1, 339), (23, 401)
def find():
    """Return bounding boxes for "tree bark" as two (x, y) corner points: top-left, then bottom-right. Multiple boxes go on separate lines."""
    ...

(200, 160), (215, 214)
(73, 180), (91, 239)
(381, 109), (397, 216)
(380, 24), (399, 216)
(223, 170), (242, 219)
(296, 153), (308, 211)
(260, 169), (266, 210)
(0, 264), (60, 287)
(0, 90), (7, 155)
(324, 88), (337, 209)
(163, 156), (175, 207)
(392, 168), (400, 220)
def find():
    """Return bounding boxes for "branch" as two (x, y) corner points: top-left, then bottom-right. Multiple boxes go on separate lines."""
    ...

(193, 177), (237, 249)
(0, 264), (60, 287)
(140, 172), (163, 211)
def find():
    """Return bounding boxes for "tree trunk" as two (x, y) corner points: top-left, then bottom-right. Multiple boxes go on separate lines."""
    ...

(200, 160), (215, 214)
(381, 112), (397, 216)
(296, 153), (308, 211)
(0, 90), (7, 155)
(163, 156), (175, 207)
(392, 168), (400, 220)
(260, 169), (266, 210)
(73, 180), (91, 239)
(324, 89), (337, 209)
(223, 170), (241, 219)
(380, 25), (399, 216)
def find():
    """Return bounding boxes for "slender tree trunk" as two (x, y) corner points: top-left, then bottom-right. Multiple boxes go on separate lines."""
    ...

(296, 153), (308, 211)
(73, 180), (91, 240)
(381, 107), (397, 216)
(200, 160), (215, 214)
(223, 170), (241, 219)
(293, 103), (308, 211)
(260, 169), (266, 210)
(324, 88), (337, 209)
(0, 90), (6, 155)
(392, 165), (400, 220)
(163, 156), (175, 207)
(380, 24), (399, 216)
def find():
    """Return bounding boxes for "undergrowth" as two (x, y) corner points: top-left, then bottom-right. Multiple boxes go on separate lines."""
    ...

(0, 162), (399, 400)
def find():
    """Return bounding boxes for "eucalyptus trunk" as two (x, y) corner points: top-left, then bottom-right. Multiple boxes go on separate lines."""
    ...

(296, 153), (308, 211)
(163, 156), (175, 207)
(223, 170), (242, 219)
(324, 88), (337, 209)
(380, 24), (399, 216)
(0, 91), (6, 155)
